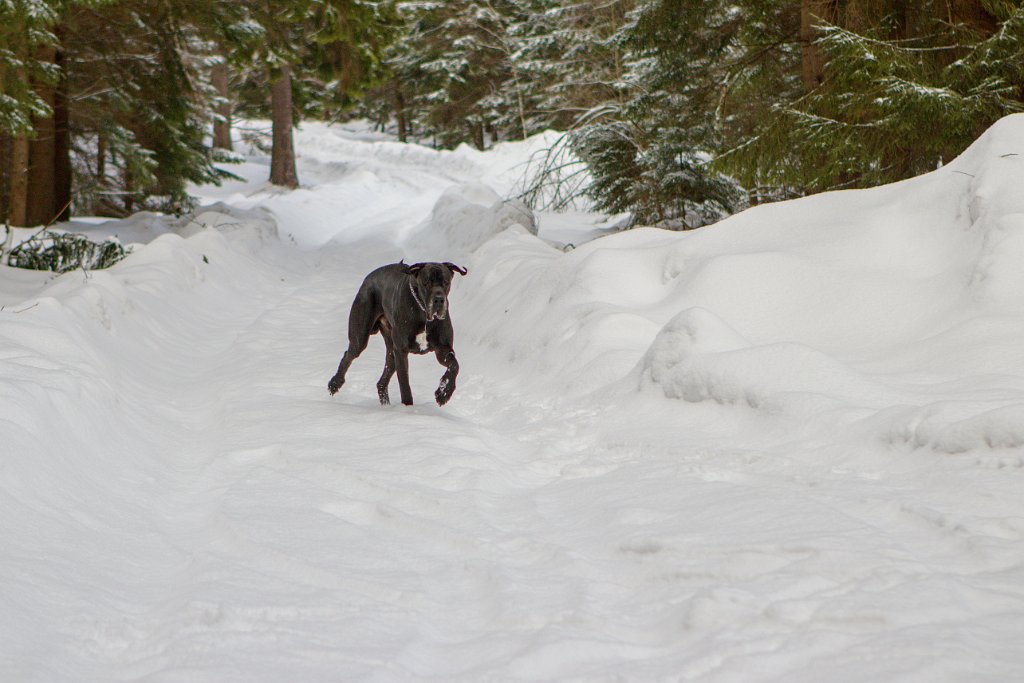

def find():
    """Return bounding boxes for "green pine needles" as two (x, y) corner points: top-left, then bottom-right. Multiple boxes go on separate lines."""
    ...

(718, 2), (1024, 194)
(5, 229), (128, 273)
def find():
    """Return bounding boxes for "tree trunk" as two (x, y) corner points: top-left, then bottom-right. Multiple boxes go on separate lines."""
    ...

(93, 131), (107, 215)
(212, 61), (233, 151)
(511, 67), (528, 140)
(53, 32), (71, 223)
(8, 135), (30, 226)
(800, 0), (838, 93)
(97, 132), (107, 179)
(0, 62), (7, 222)
(26, 117), (56, 226)
(24, 45), (58, 226)
(123, 164), (134, 215)
(471, 120), (485, 151)
(0, 133), (10, 222)
(393, 78), (407, 143)
(950, 0), (998, 33)
(7, 43), (60, 227)
(269, 64), (298, 188)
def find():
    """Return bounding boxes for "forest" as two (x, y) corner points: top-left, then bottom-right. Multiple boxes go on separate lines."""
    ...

(5, 2), (1024, 677)
(2, 0), (1023, 231)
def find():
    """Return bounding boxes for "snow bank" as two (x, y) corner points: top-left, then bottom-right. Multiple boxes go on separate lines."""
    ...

(0, 207), (319, 679)
(408, 183), (537, 257)
(634, 307), (889, 410)
(197, 122), (557, 249)
(0, 204), (284, 462)
(4, 116), (1024, 681)
(455, 114), (1024, 455)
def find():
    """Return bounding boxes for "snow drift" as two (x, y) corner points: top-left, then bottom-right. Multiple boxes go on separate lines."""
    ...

(458, 114), (1024, 456)
(2, 116), (1024, 680)
(408, 183), (537, 256)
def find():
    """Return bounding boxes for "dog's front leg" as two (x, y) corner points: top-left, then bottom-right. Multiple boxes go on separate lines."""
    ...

(394, 348), (414, 406)
(434, 346), (459, 406)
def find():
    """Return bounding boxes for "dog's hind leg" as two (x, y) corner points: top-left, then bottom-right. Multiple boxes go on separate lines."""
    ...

(328, 292), (376, 396)
(376, 328), (396, 405)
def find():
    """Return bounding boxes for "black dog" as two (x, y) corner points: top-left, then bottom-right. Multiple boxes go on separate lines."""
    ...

(328, 261), (467, 406)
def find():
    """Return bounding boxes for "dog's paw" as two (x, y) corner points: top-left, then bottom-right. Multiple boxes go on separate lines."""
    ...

(435, 379), (454, 406)
(327, 376), (344, 395)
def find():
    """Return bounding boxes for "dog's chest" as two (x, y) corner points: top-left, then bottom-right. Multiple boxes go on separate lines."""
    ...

(408, 324), (434, 354)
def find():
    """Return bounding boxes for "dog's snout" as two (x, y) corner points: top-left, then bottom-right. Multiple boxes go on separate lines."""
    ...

(427, 290), (448, 320)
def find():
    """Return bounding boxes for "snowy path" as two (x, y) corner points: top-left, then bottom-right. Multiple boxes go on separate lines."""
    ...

(3, 121), (1024, 680)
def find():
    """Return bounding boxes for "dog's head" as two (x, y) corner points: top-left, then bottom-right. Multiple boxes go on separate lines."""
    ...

(406, 261), (467, 321)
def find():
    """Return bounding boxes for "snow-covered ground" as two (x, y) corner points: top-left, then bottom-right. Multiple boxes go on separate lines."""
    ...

(3, 117), (1024, 681)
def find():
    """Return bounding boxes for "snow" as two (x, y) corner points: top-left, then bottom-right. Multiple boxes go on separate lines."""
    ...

(3, 115), (1024, 680)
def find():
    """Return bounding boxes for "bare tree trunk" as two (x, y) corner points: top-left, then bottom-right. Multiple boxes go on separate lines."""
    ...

(8, 135), (30, 226)
(511, 67), (528, 140)
(393, 77), (408, 143)
(471, 119), (485, 151)
(270, 64), (298, 188)
(26, 121), (56, 226)
(7, 43), (59, 227)
(212, 61), (233, 151)
(801, 0), (838, 93)
(53, 30), (71, 223)
(950, 0), (998, 33)
(97, 132), (106, 179)
(1, 27), (14, 225)
(92, 131), (107, 215)
(0, 64), (7, 222)
(0, 134), (9, 222)
(24, 45), (57, 226)
(123, 164), (134, 215)
(841, 0), (872, 32)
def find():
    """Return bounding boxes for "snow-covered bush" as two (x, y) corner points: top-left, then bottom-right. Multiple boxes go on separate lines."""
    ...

(5, 230), (128, 273)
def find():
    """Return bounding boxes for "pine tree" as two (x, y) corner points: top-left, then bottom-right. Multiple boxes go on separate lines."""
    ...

(569, 0), (766, 226)
(197, 5), (266, 157)
(238, 0), (397, 187)
(504, 0), (633, 135)
(63, 1), (229, 215)
(718, 0), (1024, 193)
(2, 0), (251, 223)
(362, 0), (635, 149)
(400, 0), (516, 148)
(0, 0), (60, 137)
(1, 0), (397, 223)
(2, 0), (62, 225)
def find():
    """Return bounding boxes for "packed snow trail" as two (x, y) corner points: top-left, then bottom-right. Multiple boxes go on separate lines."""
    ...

(2, 120), (1024, 681)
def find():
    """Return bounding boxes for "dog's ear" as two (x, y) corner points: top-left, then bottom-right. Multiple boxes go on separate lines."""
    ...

(443, 262), (468, 276)
(406, 262), (426, 275)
